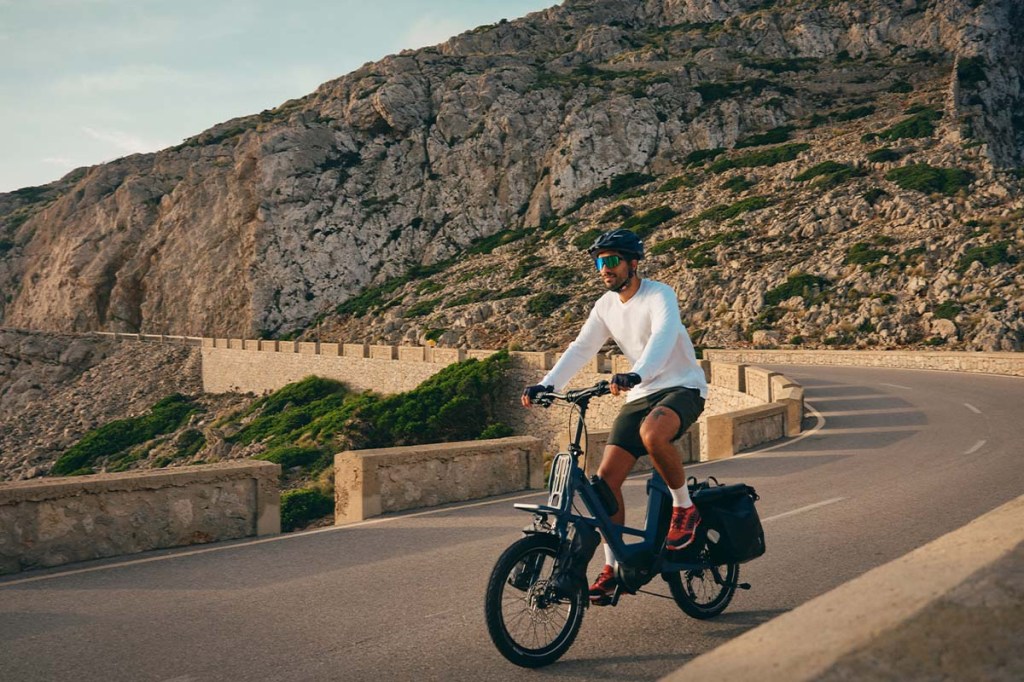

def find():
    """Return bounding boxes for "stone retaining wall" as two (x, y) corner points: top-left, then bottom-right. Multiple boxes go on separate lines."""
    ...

(705, 349), (1024, 377)
(0, 461), (280, 575)
(334, 437), (543, 524)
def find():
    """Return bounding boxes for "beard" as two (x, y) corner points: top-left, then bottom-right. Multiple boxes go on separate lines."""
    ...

(602, 270), (631, 292)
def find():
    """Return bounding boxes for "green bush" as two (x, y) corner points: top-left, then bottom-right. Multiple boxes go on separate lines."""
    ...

(710, 143), (811, 173)
(933, 301), (961, 320)
(478, 423), (515, 439)
(867, 148), (904, 163)
(52, 394), (202, 476)
(599, 205), (635, 223)
(527, 292), (571, 316)
(736, 126), (794, 148)
(864, 108), (941, 143)
(174, 429), (206, 459)
(957, 241), (1016, 272)
(280, 488), (334, 532)
(794, 161), (861, 188)
(228, 377), (349, 446)
(720, 175), (755, 193)
(885, 164), (973, 195)
(543, 266), (578, 287)
(845, 242), (893, 267)
(687, 196), (769, 226)
(685, 148), (724, 166)
(764, 274), (831, 306)
(657, 175), (701, 192)
(404, 298), (440, 318)
(888, 80), (913, 93)
(957, 56), (987, 87)
(649, 236), (696, 256)
(565, 172), (656, 214)
(254, 445), (323, 470)
(621, 206), (679, 238)
(445, 290), (492, 308)
(862, 187), (889, 205)
(466, 227), (532, 255)
(833, 105), (876, 121)
(572, 228), (604, 250)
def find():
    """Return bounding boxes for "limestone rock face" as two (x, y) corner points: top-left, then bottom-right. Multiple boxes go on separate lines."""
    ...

(0, 0), (1021, 352)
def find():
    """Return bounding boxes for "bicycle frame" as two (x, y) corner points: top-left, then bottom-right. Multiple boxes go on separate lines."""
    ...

(514, 384), (706, 577)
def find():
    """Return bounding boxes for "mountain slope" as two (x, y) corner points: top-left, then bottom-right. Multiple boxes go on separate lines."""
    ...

(0, 0), (1021, 351)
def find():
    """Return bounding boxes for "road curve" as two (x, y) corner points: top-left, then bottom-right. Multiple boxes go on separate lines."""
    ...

(1, 365), (1022, 681)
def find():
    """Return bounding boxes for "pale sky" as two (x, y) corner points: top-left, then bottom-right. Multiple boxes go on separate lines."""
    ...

(0, 0), (556, 193)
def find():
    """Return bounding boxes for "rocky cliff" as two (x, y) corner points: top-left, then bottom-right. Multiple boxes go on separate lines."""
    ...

(1, 0), (1021, 351)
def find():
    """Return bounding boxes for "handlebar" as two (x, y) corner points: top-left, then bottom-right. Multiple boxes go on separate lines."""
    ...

(533, 380), (610, 407)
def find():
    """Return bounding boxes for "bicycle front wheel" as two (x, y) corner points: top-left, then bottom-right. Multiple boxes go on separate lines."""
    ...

(484, 534), (585, 668)
(663, 549), (738, 620)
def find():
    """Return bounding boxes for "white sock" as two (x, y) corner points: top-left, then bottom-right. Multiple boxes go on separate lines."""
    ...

(603, 543), (617, 568)
(670, 484), (693, 508)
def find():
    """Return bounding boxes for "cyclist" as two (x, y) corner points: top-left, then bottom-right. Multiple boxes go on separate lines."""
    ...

(520, 228), (708, 605)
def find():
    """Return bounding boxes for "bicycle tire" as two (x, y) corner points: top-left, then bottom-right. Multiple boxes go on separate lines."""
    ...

(484, 534), (586, 668)
(663, 548), (739, 620)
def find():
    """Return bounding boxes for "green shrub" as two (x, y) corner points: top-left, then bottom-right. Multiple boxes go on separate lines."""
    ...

(694, 79), (785, 104)
(254, 445), (323, 470)
(685, 148), (725, 166)
(280, 488), (334, 532)
(764, 274), (831, 306)
(228, 377), (348, 446)
(735, 126), (794, 148)
(424, 328), (446, 343)
(621, 206), (679, 238)
(466, 227), (532, 255)
(565, 172), (655, 214)
(885, 164), (973, 195)
(649, 236), (696, 256)
(867, 148), (904, 163)
(933, 301), (961, 320)
(687, 196), (769, 226)
(657, 175), (700, 192)
(686, 244), (717, 268)
(52, 394), (202, 476)
(888, 80), (913, 93)
(862, 187), (889, 205)
(794, 161), (861, 188)
(174, 429), (206, 459)
(720, 175), (755, 193)
(527, 292), (571, 316)
(957, 56), (987, 87)
(833, 105), (876, 121)
(845, 242), (893, 267)
(710, 143), (811, 173)
(572, 228), (604, 250)
(599, 205), (634, 223)
(445, 290), (492, 308)
(404, 298), (440, 318)
(478, 423), (515, 439)
(543, 266), (578, 287)
(864, 108), (941, 143)
(957, 241), (1016, 272)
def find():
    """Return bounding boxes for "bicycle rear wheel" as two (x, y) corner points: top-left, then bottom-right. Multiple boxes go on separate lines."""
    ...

(484, 534), (585, 668)
(663, 546), (738, 619)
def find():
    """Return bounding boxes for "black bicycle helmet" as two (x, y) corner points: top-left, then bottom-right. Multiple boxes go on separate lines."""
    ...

(586, 228), (644, 260)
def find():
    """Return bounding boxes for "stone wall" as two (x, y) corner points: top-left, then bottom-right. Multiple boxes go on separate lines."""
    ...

(0, 461), (280, 575)
(705, 349), (1024, 377)
(335, 437), (542, 523)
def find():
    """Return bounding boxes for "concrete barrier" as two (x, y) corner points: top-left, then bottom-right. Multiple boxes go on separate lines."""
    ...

(665, 493), (1024, 682)
(0, 461), (281, 575)
(334, 437), (543, 524)
(705, 403), (787, 460)
(704, 349), (1024, 378)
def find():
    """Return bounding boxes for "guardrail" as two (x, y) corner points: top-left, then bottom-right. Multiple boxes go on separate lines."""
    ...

(0, 461), (280, 575)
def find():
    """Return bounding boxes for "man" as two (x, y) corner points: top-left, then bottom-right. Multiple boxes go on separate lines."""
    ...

(520, 228), (708, 605)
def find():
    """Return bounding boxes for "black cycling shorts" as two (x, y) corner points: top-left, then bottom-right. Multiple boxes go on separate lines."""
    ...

(607, 386), (705, 458)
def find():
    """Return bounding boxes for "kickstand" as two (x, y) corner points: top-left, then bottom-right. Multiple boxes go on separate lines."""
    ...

(635, 588), (675, 601)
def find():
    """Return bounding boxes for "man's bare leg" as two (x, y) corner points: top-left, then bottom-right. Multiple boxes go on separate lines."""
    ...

(639, 406), (686, 488)
(595, 444), (635, 526)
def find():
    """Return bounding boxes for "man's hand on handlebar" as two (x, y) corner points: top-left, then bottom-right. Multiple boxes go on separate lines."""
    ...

(610, 372), (641, 396)
(521, 384), (553, 407)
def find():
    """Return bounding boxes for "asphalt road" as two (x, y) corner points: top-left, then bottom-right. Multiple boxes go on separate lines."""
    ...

(2, 365), (1022, 681)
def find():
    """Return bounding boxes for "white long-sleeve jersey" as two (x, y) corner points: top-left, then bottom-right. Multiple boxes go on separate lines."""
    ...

(539, 279), (707, 402)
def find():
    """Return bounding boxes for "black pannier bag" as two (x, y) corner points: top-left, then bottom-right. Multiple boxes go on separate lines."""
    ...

(689, 478), (766, 564)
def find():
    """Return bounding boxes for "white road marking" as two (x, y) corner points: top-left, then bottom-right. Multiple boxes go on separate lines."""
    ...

(762, 497), (845, 523)
(964, 403), (982, 414)
(880, 383), (913, 390)
(964, 440), (986, 455)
